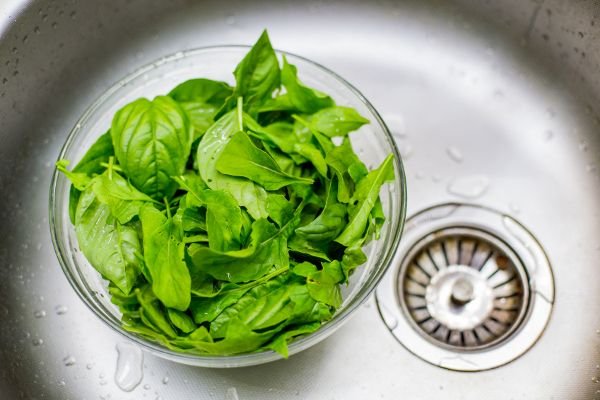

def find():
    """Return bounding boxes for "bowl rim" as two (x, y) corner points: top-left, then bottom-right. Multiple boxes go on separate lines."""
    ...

(49, 44), (407, 367)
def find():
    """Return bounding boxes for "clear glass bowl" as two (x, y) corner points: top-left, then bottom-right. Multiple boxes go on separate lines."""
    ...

(49, 46), (407, 367)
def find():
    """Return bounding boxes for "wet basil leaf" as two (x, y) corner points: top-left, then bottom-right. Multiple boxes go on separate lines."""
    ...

(111, 96), (193, 200)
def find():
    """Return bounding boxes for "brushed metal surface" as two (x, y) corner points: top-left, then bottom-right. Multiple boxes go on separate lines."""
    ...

(1, 0), (600, 399)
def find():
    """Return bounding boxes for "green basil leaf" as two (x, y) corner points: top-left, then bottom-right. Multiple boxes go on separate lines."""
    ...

(189, 208), (301, 283)
(307, 268), (342, 308)
(174, 175), (243, 251)
(295, 179), (346, 242)
(335, 154), (394, 246)
(135, 285), (178, 338)
(197, 110), (269, 219)
(231, 30), (280, 114)
(91, 170), (154, 224)
(266, 322), (321, 358)
(216, 131), (313, 190)
(281, 55), (334, 114)
(167, 309), (197, 334)
(169, 78), (233, 139)
(140, 204), (191, 311)
(309, 106), (369, 137)
(111, 96), (193, 200)
(74, 187), (141, 294)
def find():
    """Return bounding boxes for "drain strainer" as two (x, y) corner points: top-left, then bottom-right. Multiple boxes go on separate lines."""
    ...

(376, 203), (554, 371)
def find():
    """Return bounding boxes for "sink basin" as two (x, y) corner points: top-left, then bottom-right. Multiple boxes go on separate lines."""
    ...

(1, 0), (599, 398)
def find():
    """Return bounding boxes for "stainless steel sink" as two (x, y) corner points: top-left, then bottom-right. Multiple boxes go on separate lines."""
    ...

(1, 0), (600, 398)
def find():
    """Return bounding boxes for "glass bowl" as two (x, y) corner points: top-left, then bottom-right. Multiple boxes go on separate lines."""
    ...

(49, 46), (407, 367)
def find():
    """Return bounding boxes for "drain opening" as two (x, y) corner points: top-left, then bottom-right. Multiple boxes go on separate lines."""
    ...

(399, 227), (529, 351)
(376, 203), (554, 372)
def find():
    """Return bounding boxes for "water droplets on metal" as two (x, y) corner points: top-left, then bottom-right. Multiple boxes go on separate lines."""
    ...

(63, 355), (76, 366)
(114, 342), (143, 392)
(446, 146), (464, 163)
(447, 175), (490, 199)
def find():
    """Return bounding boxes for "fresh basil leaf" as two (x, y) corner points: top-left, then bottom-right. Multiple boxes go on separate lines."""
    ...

(341, 245), (367, 280)
(216, 131), (313, 190)
(335, 154), (394, 246)
(63, 131), (115, 223)
(189, 207), (302, 283)
(266, 322), (321, 358)
(140, 204), (191, 311)
(135, 285), (178, 338)
(91, 170), (154, 224)
(258, 94), (294, 113)
(295, 180), (346, 242)
(56, 159), (93, 191)
(169, 78), (233, 139)
(111, 96), (193, 200)
(307, 268), (342, 308)
(230, 30), (280, 115)
(266, 193), (294, 227)
(174, 175), (243, 251)
(309, 106), (369, 137)
(326, 138), (368, 203)
(167, 309), (197, 334)
(196, 110), (269, 219)
(209, 273), (303, 338)
(74, 187), (141, 294)
(281, 55), (334, 114)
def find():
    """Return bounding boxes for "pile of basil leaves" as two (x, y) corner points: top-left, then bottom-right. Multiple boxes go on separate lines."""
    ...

(57, 31), (395, 357)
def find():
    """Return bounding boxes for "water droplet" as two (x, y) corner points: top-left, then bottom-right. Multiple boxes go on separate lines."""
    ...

(162, 376), (169, 385)
(34, 309), (46, 318)
(51, 22), (58, 29)
(114, 342), (143, 392)
(415, 171), (425, 180)
(225, 14), (236, 25)
(32, 338), (44, 346)
(86, 363), (94, 370)
(34, 26), (40, 34)
(63, 355), (76, 366)
(447, 175), (490, 199)
(144, 384), (150, 390)
(431, 174), (442, 183)
(42, 13), (48, 21)
(543, 130), (554, 141)
(57, 379), (66, 386)
(579, 140), (588, 152)
(70, 11), (76, 19)
(446, 146), (463, 163)
(22, 35), (28, 43)
(586, 164), (597, 173)
(55, 305), (68, 315)
(225, 387), (240, 400)
(99, 379), (108, 386)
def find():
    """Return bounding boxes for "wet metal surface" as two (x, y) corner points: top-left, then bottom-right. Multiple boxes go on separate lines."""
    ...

(1, 0), (600, 398)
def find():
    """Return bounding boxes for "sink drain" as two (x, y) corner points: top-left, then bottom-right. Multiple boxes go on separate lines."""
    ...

(376, 203), (554, 371)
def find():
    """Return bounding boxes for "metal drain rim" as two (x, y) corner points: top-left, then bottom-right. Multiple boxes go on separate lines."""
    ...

(375, 203), (554, 372)
(396, 227), (530, 351)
